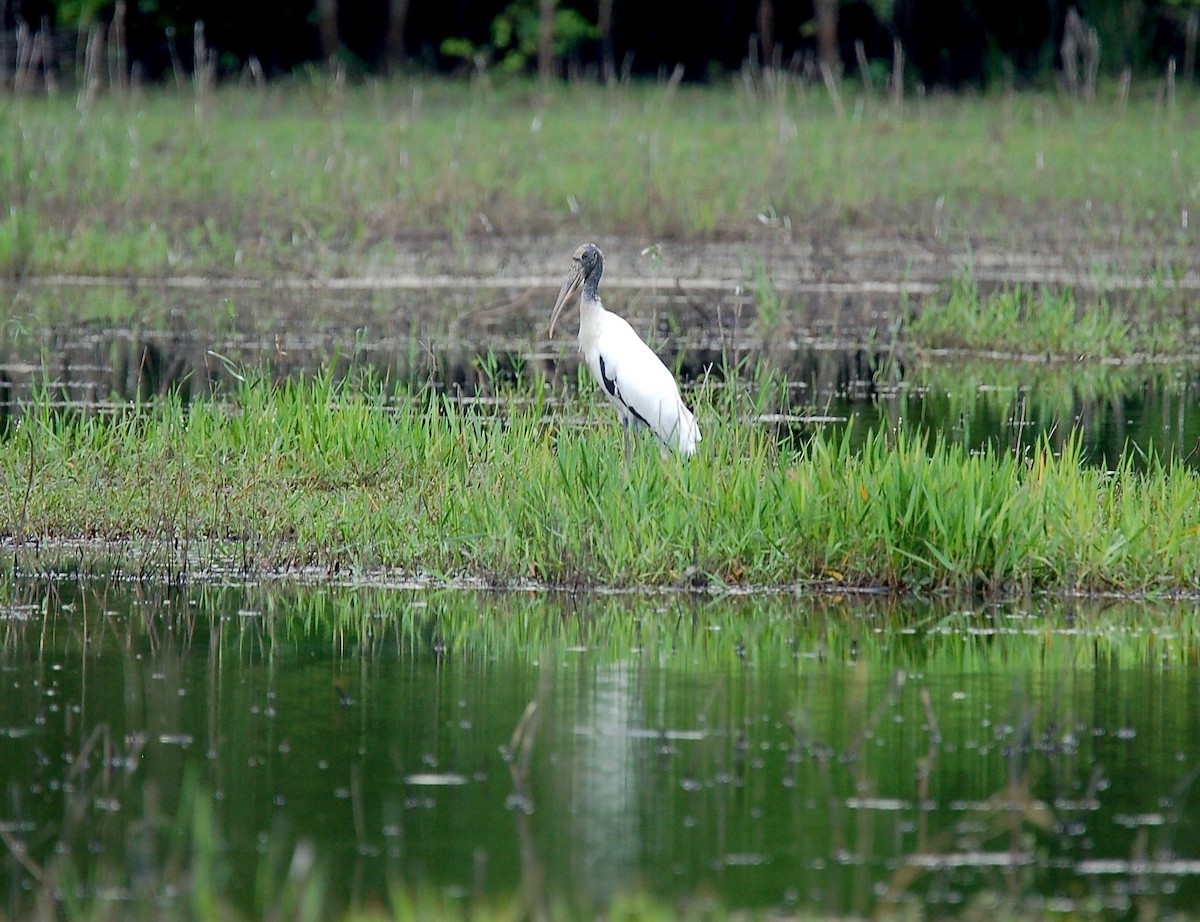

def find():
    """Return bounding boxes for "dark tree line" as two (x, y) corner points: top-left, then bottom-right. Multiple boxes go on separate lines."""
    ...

(3, 0), (1198, 87)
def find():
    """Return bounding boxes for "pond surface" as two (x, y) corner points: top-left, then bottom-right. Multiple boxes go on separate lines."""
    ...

(3, 578), (1200, 917)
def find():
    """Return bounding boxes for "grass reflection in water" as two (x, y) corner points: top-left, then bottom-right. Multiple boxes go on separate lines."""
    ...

(1, 578), (1199, 919)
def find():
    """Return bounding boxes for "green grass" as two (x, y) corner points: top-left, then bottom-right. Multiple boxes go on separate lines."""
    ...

(1, 78), (1196, 278)
(903, 277), (1196, 359)
(3, 372), (1199, 592)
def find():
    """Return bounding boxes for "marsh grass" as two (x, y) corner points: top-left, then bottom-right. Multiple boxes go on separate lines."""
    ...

(904, 277), (1195, 359)
(2, 371), (1199, 592)
(1, 79), (1196, 278)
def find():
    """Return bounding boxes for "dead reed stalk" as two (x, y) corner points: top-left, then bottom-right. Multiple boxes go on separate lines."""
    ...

(193, 20), (216, 119)
(855, 39), (871, 92)
(76, 24), (102, 112)
(820, 57), (844, 118)
(110, 0), (127, 92)
(891, 39), (904, 109)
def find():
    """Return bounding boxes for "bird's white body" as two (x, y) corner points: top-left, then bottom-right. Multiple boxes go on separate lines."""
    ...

(550, 243), (700, 456)
(576, 291), (701, 455)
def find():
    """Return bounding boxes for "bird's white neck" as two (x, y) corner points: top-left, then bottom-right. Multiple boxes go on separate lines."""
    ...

(576, 291), (606, 346)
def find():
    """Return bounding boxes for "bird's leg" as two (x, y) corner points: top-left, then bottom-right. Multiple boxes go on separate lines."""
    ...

(621, 417), (631, 462)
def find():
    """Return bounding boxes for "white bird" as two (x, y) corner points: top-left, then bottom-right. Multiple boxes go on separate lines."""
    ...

(549, 243), (701, 456)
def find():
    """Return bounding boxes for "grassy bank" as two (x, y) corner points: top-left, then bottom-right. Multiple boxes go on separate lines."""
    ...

(2, 375), (1199, 592)
(1, 77), (1196, 278)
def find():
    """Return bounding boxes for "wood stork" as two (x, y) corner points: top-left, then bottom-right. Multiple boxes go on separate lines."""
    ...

(549, 243), (701, 456)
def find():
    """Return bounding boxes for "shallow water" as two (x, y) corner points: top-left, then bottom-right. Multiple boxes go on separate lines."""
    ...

(2, 578), (1199, 916)
(4, 281), (1200, 471)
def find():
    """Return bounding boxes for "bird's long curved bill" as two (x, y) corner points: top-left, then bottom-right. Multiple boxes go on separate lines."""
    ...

(548, 268), (584, 338)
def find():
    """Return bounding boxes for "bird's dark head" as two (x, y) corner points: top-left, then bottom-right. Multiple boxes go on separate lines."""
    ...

(550, 242), (604, 338)
(572, 242), (604, 280)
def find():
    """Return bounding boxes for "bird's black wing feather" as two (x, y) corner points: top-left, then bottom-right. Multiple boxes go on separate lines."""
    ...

(599, 353), (650, 427)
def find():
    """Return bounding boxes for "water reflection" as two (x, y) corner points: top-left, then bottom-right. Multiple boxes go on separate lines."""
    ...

(569, 662), (641, 902)
(2, 578), (1200, 916)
